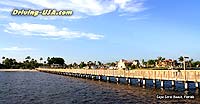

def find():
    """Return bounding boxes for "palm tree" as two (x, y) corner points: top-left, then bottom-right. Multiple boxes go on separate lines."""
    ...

(156, 56), (165, 67)
(97, 61), (102, 65)
(2, 56), (5, 60)
(31, 58), (34, 61)
(2, 56), (5, 63)
(25, 56), (31, 63)
(94, 61), (97, 66)
(178, 56), (184, 62)
(189, 59), (193, 67)
(157, 56), (162, 61)
(40, 57), (43, 63)
(73, 62), (77, 68)
(87, 61), (94, 69)
(157, 56), (165, 61)
(178, 56), (184, 68)
(147, 59), (155, 67)
(97, 61), (102, 66)
(25, 56), (31, 60)
(142, 59), (146, 67)
(47, 57), (50, 61)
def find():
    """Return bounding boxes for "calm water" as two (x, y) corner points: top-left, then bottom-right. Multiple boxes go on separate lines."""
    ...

(1, 72), (200, 104)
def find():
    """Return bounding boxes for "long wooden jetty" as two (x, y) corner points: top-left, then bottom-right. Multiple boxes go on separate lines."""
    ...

(36, 68), (200, 90)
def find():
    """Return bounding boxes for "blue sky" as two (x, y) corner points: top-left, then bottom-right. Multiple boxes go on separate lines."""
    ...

(0, 0), (200, 63)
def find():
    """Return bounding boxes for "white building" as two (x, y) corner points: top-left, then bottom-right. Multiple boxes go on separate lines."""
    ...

(117, 59), (140, 69)
(117, 59), (131, 69)
(51, 64), (62, 68)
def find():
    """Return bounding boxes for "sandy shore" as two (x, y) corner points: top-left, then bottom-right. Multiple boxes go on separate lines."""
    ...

(0, 69), (37, 72)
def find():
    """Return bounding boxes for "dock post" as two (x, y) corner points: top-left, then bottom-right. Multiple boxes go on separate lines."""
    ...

(128, 78), (131, 85)
(138, 79), (141, 85)
(184, 82), (188, 90)
(92, 75), (95, 79)
(153, 79), (156, 84)
(125, 78), (128, 83)
(153, 79), (156, 86)
(143, 79), (146, 86)
(195, 82), (199, 88)
(138, 79), (141, 83)
(172, 80), (175, 87)
(106, 76), (110, 82)
(98, 76), (101, 80)
(116, 77), (119, 83)
(161, 80), (164, 88)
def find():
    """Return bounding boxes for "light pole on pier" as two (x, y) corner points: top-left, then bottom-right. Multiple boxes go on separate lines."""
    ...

(184, 56), (189, 81)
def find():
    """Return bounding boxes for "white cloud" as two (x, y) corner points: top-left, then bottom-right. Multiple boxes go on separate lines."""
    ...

(4, 22), (104, 40)
(0, 8), (12, 12)
(127, 14), (149, 21)
(0, 0), (147, 19)
(115, 0), (146, 13)
(127, 17), (146, 21)
(0, 15), (8, 19)
(38, 15), (84, 20)
(0, 1), (35, 9)
(0, 46), (34, 51)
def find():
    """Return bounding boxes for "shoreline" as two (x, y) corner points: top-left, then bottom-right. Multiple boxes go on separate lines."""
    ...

(0, 69), (37, 72)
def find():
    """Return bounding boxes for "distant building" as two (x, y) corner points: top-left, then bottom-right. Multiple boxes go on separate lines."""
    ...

(51, 64), (63, 68)
(117, 59), (132, 69)
(132, 60), (140, 66)
(197, 64), (200, 67)
(108, 66), (117, 70)
(91, 65), (97, 69)
(156, 59), (177, 68)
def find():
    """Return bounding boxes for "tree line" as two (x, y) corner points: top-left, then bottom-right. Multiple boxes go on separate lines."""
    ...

(141, 56), (200, 68)
(0, 56), (65, 69)
(1, 56), (200, 69)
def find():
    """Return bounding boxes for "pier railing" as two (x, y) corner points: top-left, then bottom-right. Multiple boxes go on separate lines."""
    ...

(37, 68), (200, 82)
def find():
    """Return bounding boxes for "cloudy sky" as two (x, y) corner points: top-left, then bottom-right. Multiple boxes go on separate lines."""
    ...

(0, 0), (200, 63)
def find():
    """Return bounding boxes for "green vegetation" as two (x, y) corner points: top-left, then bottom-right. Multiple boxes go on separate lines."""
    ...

(47, 57), (65, 65)
(0, 56), (41, 69)
(147, 59), (156, 67)
(0, 55), (200, 70)
(0, 56), (65, 69)
(79, 62), (86, 69)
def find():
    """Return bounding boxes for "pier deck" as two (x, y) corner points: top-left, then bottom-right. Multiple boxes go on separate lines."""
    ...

(37, 68), (200, 89)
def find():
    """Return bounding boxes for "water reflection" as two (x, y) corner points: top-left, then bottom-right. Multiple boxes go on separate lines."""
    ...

(1, 72), (200, 104)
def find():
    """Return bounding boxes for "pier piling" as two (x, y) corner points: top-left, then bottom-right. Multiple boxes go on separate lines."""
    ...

(128, 78), (131, 84)
(91, 75), (95, 79)
(143, 79), (146, 86)
(153, 79), (156, 86)
(161, 81), (164, 88)
(138, 79), (141, 83)
(172, 80), (175, 87)
(37, 68), (200, 90)
(106, 77), (110, 82)
(184, 82), (188, 90)
(98, 76), (102, 80)
(116, 77), (119, 83)
(196, 82), (199, 88)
